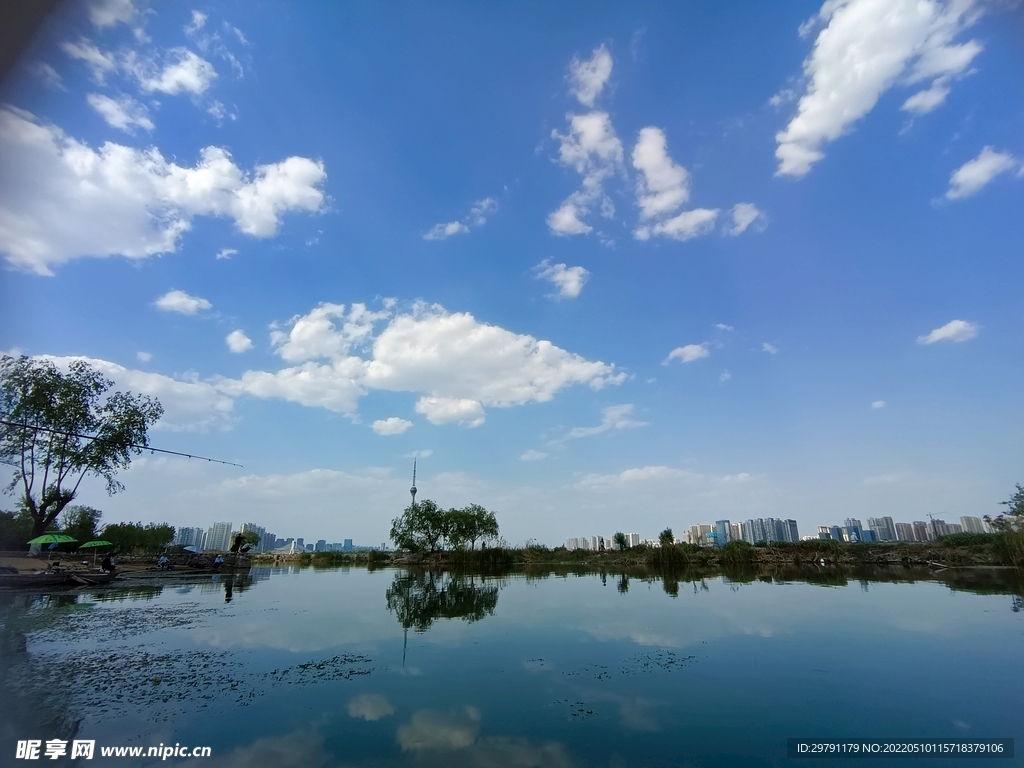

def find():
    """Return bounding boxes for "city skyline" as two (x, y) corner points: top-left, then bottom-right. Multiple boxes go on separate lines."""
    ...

(1, 1), (1021, 545)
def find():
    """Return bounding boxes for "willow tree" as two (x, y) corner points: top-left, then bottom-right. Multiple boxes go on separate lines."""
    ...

(0, 355), (163, 537)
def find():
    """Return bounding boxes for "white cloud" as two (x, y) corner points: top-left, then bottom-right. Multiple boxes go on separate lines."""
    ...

(916, 319), (978, 344)
(548, 111), (623, 236)
(40, 354), (234, 431)
(32, 63), (63, 90)
(216, 248), (237, 259)
(569, 44), (613, 107)
(944, 147), (1019, 199)
(762, 343), (779, 354)
(415, 397), (485, 428)
(86, 93), (154, 132)
(0, 106), (326, 274)
(719, 370), (731, 382)
(635, 208), (719, 242)
(87, 0), (138, 29)
(62, 40), (118, 82)
(371, 417), (413, 436)
(520, 449), (548, 461)
(725, 203), (765, 235)
(128, 48), (217, 95)
(347, 694), (394, 722)
(271, 303), (387, 363)
(226, 330), (253, 353)
(566, 404), (646, 439)
(136, 351), (152, 362)
(776, 0), (984, 177)
(535, 259), (590, 299)
(632, 127), (690, 220)
(577, 465), (691, 488)
(715, 323), (734, 332)
(186, 11), (208, 34)
(155, 289), (211, 315)
(423, 197), (497, 240)
(220, 301), (624, 425)
(871, 400), (886, 409)
(665, 344), (709, 364)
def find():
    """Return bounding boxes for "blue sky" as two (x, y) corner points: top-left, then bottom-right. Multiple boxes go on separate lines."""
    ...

(1, 0), (1022, 545)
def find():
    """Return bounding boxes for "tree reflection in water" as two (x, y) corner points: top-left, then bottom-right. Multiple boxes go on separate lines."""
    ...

(386, 570), (500, 633)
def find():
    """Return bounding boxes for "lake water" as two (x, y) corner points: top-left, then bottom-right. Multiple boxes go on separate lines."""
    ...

(1, 565), (1021, 767)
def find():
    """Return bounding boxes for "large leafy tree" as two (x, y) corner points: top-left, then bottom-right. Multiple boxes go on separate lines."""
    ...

(659, 528), (675, 547)
(986, 483), (1024, 533)
(0, 355), (163, 537)
(390, 499), (448, 553)
(59, 505), (103, 544)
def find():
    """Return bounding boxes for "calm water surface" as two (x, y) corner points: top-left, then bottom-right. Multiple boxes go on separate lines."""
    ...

(1, 566), (1021, 767)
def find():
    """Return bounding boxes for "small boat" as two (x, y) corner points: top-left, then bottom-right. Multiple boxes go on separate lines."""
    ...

(0, 571), (119, 588)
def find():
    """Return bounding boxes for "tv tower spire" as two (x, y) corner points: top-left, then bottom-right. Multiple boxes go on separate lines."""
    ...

(410, 458), (418, 507)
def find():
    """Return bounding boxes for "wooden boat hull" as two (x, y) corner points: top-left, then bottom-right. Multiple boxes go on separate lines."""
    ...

(0, 572), (119, 588)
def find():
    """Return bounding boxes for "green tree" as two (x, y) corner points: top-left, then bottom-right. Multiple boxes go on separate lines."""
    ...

(659, 528), (675, 547)
(101, 521), (174, 552)
(60, 505), (102, 544)
(613, 532), (628, 550)
(985, 483), (1024, 532)
(0, 509), (33, 550)
(0, 356), (163, 537)
(460, 503), (498, 550)
(390, 499), (447, 553)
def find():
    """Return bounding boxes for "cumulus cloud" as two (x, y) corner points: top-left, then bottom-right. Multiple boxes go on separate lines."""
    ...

(155, 290), (211, 315)
(632, 127), (690, 220)
(0, 106), (326, 274)
(271, 303), (387, 363)
(548, 111), (623, 236)
(371, 417), (413, 435)
(136, 351), (152, 362)
(415, 396), (485, 428)
(916, 319), (978, 344)
(871, 400), (886, 409)
(520, 449), (548, 461)
(777, 0), (985, 177)
(535, 259), (590, 299)
(185, 10), (208, 34)
(226, 330), (253, 353)
(945, 147), (1020, 199)
(566, 404), (646, 439)
(665, 344), (709, 364)
(569, 44), (613, 108)
(86, 93), (154, 132)
(347, 694), (394, 721)
(423, 197), (498, 240)
(715, 323), (734, 332)
(629, 126), (723, 242)
(725, 203), (765, 235)
(221, 301), (625, 425)
(216, 248), (237, 259)
(762, 343), (779, 354)
(126, 48), (217, 95)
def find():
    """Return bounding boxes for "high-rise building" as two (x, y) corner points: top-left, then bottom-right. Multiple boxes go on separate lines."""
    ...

(960, 516), (987, 534)
(626, 532), (641, 548)
(173, 526), (205, 547)
(315, 539), (327, 552)
(260, 531), (276, 553)
(295, 538), (304, 549)
(929, 519), (949, 539)
(785, 519), (799, 542)
(205, 522), (233, 552)
(730, 523), (741, 542)
(714, 520), (731, 548)
(817, 526), (833, 540)
(895, 522), (915, 541)
(867, 516), (896, 541)
(240, 523), (266, 550)
(344, 538), (353, 551)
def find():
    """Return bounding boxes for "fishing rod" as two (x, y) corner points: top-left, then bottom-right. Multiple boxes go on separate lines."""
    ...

(0, 418), (243, 467)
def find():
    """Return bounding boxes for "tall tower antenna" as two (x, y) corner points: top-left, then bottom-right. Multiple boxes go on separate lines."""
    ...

(410, 458), (418, 507)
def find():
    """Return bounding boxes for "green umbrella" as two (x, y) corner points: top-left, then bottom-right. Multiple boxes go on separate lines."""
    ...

(27, 533), (77, 561)
(27, 534), (77, 544)
(80, 539), (114, 565)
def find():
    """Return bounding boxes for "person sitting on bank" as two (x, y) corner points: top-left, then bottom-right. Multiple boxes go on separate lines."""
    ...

(101, 554), (116, 573)
(213, 554), (225, 569)
(157, 555), (175, 571)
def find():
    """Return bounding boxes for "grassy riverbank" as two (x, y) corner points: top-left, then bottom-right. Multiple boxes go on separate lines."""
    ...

(252, 531), (1022, 570)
